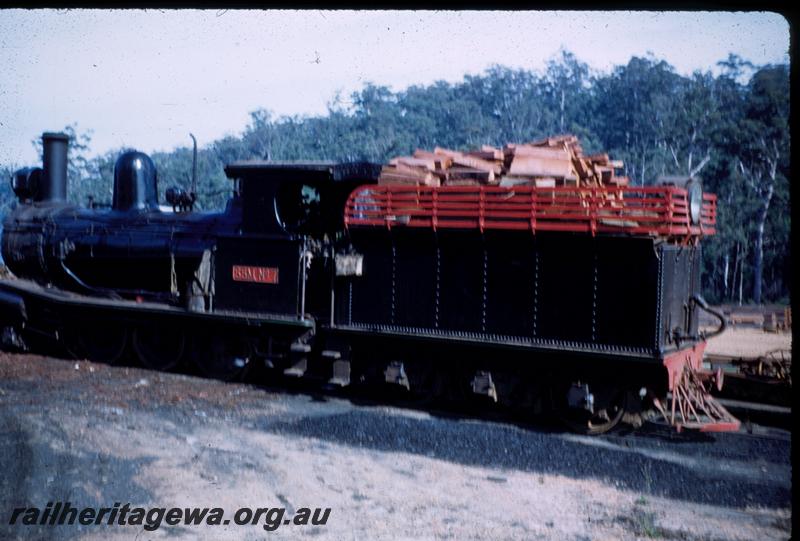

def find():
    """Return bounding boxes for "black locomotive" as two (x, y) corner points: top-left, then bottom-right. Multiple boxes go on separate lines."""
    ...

(0, 132), (738, 434)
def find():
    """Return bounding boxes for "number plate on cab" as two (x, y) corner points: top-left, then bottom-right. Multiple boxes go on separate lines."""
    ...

(231, 265), (279, 284)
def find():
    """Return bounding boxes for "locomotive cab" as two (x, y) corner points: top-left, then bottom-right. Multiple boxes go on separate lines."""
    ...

(213, 162), (380, 318)
(223, 161), (381, 237)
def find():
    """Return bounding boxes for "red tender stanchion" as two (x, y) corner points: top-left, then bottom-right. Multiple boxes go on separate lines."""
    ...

(478, 189), (485, 233)
(344, 184), (716, 241)
(432, 189), (438, 232)
(386, 189), (393, 231)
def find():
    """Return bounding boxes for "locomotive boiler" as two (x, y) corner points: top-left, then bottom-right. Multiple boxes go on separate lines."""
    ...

(0, 132), (738, 434)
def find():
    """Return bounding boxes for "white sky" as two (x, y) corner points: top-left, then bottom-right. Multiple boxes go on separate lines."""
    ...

(0, 9), (790, 167)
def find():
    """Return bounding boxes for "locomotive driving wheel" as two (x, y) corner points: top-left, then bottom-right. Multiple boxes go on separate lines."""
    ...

(63, 322), (128, 365)
(191, 334), (251, 382)
(132, 325), (185, 371)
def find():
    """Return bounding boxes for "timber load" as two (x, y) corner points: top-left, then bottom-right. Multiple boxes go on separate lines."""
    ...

(361, 133), (716, 241)
(378, 134), (629, 188)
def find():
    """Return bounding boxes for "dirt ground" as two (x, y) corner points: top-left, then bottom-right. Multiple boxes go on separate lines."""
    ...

(704, 327), (792, 359)
(0, 353), (792, 541)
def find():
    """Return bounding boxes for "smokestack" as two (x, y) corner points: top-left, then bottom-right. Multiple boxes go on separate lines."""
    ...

(40, 132), (69, 203)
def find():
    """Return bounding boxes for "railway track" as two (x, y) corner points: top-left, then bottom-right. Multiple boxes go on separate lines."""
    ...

(714, 398), (792, 431)
(702, 350), (791, 423)
(2, 340), (792, 433)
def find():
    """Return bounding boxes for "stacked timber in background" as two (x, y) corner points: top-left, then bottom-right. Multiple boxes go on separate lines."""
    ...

(378, 134), (629, 188)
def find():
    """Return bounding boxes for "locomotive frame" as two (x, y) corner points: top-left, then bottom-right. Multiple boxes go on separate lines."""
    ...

(0, 132), (738, 434)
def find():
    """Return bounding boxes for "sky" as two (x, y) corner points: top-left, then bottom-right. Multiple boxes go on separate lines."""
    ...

(0, 9), (790, 167)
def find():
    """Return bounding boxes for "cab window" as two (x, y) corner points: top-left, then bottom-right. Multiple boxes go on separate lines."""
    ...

(274, 182), (322, 233)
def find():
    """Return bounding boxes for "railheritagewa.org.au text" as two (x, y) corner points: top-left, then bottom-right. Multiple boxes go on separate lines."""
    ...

(9, 502), (331, 532)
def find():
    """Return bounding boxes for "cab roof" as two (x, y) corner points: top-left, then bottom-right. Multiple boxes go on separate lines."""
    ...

(224, 161), (382, 183)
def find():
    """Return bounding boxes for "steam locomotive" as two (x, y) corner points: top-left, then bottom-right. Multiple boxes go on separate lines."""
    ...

(0, 132), (738, 434)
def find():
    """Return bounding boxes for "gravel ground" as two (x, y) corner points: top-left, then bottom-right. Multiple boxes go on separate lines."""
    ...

(0, 352), (791, 540)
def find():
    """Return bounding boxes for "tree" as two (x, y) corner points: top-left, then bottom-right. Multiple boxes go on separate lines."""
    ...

(736, 65), (789, 304)
(242, 109), (277, 160)
(542, 50), (597, 145)
(460, 66), (542, 144)
(659, 71), (718, 178)
(591, 55), (682, 185)
(0, 164), (20, 217)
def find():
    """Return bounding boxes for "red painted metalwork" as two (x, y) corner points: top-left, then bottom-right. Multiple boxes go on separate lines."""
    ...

(654, 343), (741, 432)
(344, 184), (717, 238)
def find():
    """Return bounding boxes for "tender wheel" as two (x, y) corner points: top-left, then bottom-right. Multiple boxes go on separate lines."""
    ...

(132, 325), (185, 371)
(63, 323), (128, 365)
(559, 387), (628, 435)
(191, 335), (250, 381)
